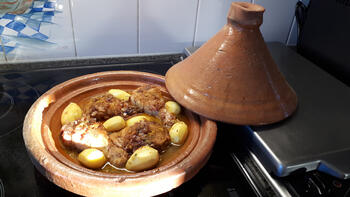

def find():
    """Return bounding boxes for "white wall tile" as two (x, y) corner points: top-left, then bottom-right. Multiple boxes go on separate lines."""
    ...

(286, 17), (298, 46)
(71, 0), (138, 57)
(139, 0), (198, 53)
(194, 0), (251, 47)
(255, 0), (298, 43)
(5, 0), (76, 61)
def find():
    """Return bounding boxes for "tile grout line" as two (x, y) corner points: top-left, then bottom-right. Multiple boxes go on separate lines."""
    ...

(192, 0), (201, 47)
(0, 36), (8, 62)
(68, 0), (78, 57)
(285, 16), (296, 45)
(137, 0), (140, 54)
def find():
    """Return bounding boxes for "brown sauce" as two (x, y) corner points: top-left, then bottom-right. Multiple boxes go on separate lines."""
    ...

(57, 90), (189, 173)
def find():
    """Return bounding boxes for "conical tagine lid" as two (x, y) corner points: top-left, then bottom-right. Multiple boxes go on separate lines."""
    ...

(165, 2), (298, 125)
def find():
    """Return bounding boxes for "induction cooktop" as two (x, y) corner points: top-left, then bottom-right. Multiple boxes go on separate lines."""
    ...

(0, 54), (255, 197)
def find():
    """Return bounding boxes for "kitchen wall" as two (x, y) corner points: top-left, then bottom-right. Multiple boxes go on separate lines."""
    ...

(0, 0), (308, 63)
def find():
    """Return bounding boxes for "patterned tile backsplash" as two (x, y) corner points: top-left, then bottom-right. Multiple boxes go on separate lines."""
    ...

(0, 0), (75, 61)
(0, 1), (55, 53)
(0, 0), (301, 62)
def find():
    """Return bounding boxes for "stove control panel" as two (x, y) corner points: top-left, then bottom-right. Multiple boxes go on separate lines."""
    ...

(283, 171), (350, 196)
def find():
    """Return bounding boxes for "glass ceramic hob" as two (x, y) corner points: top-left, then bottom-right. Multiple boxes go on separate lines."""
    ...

(0, 56), (255, 197)
(2, 43), (350, 197)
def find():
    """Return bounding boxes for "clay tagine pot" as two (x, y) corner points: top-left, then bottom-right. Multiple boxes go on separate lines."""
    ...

(23, 71), (217, 196)
(165, 2), (298, 125)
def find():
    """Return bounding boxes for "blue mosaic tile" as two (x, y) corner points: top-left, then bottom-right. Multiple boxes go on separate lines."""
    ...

(44, 11), (54, 16)
(30, 12), (45, 20)
(17, 32), (31, 38)
(33, 1), (45, 7)
(4, 46), (15, 54)
(44, 1), (55, 8)
(1, 36), (11, 44)
(0, 0), (58, 55)
(2, 14), (16, 20)
(14, 16), (28, 23)
(26, 19), (41, 31)
(32, 32), (48, 40)
(42, 15), (53, 22)
(20, 13), (33, 18)
(6, 21), (26, 32)
(32, 7), (44, 12)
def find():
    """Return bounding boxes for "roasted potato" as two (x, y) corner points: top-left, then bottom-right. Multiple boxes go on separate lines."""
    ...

(103, 116), (125, 132)
(108, 89), (130, 101)
(126, 115), (151, 127)
(169, 121), (188, 145)
(61, 102), (83, 125)
(125, 145), (159, 172)
(165, 101), (181, 115)
(78, 148), (107, 169)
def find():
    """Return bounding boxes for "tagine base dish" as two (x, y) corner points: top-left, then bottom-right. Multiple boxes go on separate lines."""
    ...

(23, 71), (217, 197)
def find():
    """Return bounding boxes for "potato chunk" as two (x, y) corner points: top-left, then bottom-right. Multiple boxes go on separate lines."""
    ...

(126, 146), (159, 172)
(103, 116), (125, 132)
(108, 89), (130, 101)
(61, 103), (83, 125)
(126, 115), (151, 127)
(169, 121), (188, 145)
(165, 101), (181, 115)
(78, 148), (107, 169)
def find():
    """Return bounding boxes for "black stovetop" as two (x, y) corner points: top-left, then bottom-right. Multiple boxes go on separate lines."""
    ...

(2, 48), (350, 197)
(0, 56), (255, 197)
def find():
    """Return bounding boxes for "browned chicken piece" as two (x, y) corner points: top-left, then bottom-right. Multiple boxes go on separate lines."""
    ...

(130, 85), (166, 116)
(119, 100), (142, 118)
(84, 93), (140, 121)
(158, 107), (177, 129)
(109, 121), (170, 154)
(102, 142), (129, 168)
(84, 94), (122, 121)
(61, 118), (109, 151)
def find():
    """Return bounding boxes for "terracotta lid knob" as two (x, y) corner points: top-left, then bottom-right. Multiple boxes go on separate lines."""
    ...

(227, 2), (265, 27)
